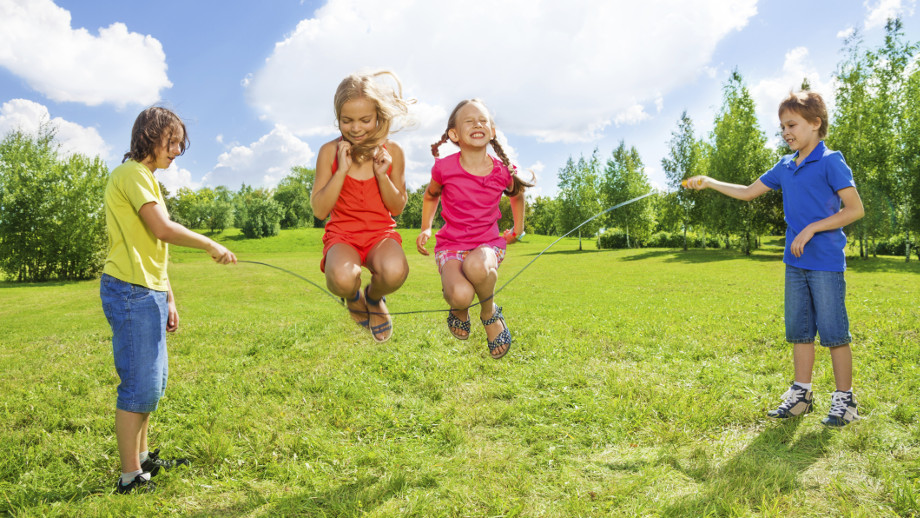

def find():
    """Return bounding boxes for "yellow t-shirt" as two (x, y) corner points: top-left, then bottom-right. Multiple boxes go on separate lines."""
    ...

(103, 160), (169, 291)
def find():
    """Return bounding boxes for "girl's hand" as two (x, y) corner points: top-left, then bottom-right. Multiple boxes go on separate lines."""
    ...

(337, 140), (353, 173)
(790, 225), (815, 257)
(682, 176), (709, 190)
(416, 229), (432, 255)
(167, 299), (179, 332)
(502, 229), (518, 244)
(373, 146), (392, 177)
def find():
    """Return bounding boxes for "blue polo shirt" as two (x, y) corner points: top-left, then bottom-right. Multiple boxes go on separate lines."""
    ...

(759, 141), (856, 272)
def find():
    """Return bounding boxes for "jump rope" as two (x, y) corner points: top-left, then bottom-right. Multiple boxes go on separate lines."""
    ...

(239, 191), (656, 318)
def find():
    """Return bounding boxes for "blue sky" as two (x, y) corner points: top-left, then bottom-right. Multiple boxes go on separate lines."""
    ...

(1, 0), (918, 198)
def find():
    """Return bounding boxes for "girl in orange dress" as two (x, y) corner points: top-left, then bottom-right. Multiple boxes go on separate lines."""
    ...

(310, 71), (411, 342)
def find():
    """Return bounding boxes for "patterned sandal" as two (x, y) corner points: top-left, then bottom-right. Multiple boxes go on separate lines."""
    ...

(447, 310), (471, 340)
(481, 305), (511, 359)
(365, 286), (392, 343)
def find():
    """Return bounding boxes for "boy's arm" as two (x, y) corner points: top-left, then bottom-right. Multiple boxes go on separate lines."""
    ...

(138, 202), (236, 264)
(789, 186), (864, 258)
(415, 180), (443, 255)
(166, 278), (179, 332)
(685, 175), (771, 201)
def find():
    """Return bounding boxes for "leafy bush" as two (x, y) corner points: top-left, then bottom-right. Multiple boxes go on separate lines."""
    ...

(239, 195), (283, 238)
(597, 229), (631, 249)
(0, 128), (108, 281)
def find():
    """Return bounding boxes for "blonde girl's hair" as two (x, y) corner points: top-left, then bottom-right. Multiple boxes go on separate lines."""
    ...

(123, 106), (189, 163)
(431, 99), (534, 197)
(778, 90), (828, 139)
(333, 70), (412, 163)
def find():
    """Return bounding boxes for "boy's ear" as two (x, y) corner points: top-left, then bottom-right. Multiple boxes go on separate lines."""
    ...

(448, 128), (459, 143)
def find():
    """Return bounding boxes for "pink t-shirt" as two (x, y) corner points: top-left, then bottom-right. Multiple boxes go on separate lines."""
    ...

(432, 152), (512, 253)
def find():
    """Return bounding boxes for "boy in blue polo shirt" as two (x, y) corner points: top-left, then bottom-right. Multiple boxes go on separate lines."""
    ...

(684, 90), (865, 426)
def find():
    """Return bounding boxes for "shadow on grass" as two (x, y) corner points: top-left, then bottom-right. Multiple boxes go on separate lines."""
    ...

(249, 472), (436, 517)
(661, 419), (832, 516)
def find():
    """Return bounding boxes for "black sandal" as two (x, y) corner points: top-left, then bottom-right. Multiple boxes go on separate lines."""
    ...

(365, 286), (392, 343)
(481, 305), (511, 359)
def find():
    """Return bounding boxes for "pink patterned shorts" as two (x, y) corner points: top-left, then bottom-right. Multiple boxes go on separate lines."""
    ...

(435, 246), (506, 273)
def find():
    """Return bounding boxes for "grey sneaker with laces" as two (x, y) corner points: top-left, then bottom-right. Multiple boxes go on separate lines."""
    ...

(767, 383), (813, 418)
(822, 390), (860, 427)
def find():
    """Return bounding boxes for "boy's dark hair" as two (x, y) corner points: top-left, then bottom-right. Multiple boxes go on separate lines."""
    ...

(123, 107), (189, 164)
(778, 91), (828, 139)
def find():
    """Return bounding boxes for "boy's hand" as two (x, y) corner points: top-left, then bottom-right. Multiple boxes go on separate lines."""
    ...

(790, 225), (815, 257)
(208, 242), (237, 264)
(167, 299), (179, 332)
(682, 176), (708, 190)
(416, 229), (432, 255)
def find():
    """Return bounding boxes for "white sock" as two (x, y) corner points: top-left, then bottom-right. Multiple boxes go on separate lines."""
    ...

(120, 469), (144, 485)
(139, 451), (149, 464)
(793, 382), (812, 390)
(838, 387), (852, 393)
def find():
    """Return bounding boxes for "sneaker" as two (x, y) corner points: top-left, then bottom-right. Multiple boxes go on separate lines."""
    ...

(767, 383), (813, 418)
(822, 391), (860, 427)
(141, 448), (190, 477)
(114, 474), (156, 494)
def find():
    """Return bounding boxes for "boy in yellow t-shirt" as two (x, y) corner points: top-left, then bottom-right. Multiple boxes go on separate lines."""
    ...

(101, 107), (237, 494)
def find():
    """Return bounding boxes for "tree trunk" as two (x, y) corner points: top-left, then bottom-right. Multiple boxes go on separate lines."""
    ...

(626, 226), (631, 249)
(578, 230), (582, 251)
(906, 229), (912, 263)
(682, 223), (688, 251)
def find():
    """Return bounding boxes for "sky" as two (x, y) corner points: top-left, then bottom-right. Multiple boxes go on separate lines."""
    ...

(1, 0), (918, 199)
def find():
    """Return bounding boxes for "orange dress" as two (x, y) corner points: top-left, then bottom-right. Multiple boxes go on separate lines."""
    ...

(320, 152), (402, 272)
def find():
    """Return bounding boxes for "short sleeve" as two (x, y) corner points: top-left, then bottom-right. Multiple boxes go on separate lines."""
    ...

(825, 152), (856, 192)
(759, 159), (784, 190)
(431, 158), (444, 185)
(119, 168), (161, 213)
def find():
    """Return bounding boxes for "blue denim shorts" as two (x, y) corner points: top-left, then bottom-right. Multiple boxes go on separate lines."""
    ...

(100, 274), (169, 413)
(784, 265), (851, 347)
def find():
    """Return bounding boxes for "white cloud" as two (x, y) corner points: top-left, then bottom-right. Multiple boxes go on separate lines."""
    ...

(750, 47), (836, 144)
(837, 26), (856, 39)
(157, 164), (199, 194)
(0, 0), (171, 107)
(200, 125), (315, 189)
(247, 0), (758, 181)
(0, 98), (110, 158)
(864, 0), (916, 30)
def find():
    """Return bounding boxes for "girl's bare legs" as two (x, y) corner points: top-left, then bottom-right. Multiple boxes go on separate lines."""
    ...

(462, 246), (508, 357)
(793, 342), (816, 384)
(364, 238), (409, 341)
(441, 260), (475, 339)
(828, 344), (853, 391)
(325, 244), (368, 326)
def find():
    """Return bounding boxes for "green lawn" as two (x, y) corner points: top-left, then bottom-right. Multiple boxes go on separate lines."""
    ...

(1, 228), (918, 517)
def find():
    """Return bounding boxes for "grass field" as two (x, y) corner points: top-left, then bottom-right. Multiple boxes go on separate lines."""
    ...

(1, 228), (919, 517)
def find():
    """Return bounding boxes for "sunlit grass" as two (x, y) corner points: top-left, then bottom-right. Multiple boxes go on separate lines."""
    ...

(1, 228), (918, 516)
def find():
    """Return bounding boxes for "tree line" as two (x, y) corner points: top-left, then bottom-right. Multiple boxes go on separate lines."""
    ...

(527, 19), (920, 261)
(1, 20), (917, 282)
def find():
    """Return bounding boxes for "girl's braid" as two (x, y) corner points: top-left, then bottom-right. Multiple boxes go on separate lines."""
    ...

(431, 131), (450, 158)
(489, 138), (514, 172)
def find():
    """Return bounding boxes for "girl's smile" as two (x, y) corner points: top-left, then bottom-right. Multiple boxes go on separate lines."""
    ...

(339, 97), (378, 144)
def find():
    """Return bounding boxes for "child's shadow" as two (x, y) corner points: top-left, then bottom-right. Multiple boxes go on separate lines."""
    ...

(662, 419), (832, 516)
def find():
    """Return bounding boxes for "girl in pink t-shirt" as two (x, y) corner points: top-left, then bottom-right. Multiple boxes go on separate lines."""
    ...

(416, 99), (533, 359)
